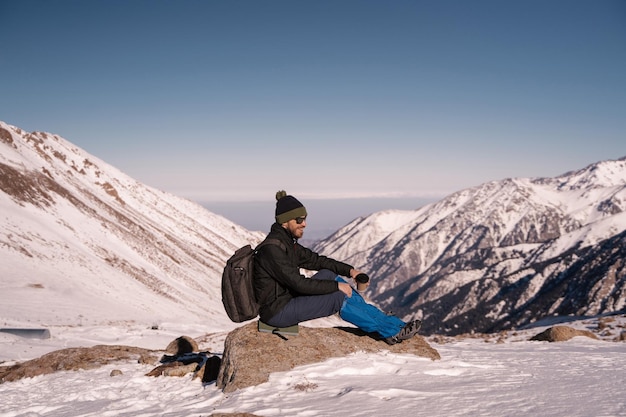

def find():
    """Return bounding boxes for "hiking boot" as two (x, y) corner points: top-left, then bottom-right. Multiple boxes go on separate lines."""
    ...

(384, 335), (401, 345)
(385, 319), (422, 345)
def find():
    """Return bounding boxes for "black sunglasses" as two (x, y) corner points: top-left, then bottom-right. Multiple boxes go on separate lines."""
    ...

(295, 216), (307, 224)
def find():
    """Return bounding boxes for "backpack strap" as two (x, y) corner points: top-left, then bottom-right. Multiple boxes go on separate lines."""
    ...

(255, 238), (286, 253)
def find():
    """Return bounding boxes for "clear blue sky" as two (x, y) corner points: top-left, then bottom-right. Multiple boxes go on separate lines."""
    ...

(1, 0), (625, 207)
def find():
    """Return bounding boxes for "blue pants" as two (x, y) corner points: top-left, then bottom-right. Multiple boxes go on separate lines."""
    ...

(267, 270), (405, 339)
(335, 277), (406, 338)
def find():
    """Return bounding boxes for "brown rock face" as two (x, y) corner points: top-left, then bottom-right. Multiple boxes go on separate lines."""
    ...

(165, 335), (199, 355)
(530, 325), (599, 342)
(0, 345), (158, 383)
(217, 322), (440, 393)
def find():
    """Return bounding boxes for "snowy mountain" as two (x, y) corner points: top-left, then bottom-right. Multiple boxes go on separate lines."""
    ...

(0, 121), (264, 329)
(2, 120), (625, 339)
(314, 157), (626, 335)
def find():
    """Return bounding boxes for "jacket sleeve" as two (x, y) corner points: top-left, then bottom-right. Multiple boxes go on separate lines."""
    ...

(257, 244), (341, 296)
(295, 244), (353, 278)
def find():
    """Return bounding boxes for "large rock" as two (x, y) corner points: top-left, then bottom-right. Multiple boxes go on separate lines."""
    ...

(0, 345), (158, 383)
(165, 335), (199, 354)
(530, 325), (599, 342)
(217, 322), (440, 393)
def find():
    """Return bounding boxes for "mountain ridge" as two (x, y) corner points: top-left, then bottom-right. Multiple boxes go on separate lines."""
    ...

(2, 120), (624, 336)
(314, 156), (626, 335)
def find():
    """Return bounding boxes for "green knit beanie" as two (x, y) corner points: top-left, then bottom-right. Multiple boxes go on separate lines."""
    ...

(275, 190), (307, 224)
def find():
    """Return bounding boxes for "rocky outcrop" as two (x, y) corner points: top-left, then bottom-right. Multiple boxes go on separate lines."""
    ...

(530, 325), (599, 342)
(217, 322), (440, 393)
(0, 345), (158, 383)
(0, 336), (220, 385)
(165, 335), (199, 354)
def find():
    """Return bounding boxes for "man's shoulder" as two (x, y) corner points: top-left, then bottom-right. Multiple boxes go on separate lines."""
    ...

(260, 237), (287, 251)
(256, 235), (288, 256)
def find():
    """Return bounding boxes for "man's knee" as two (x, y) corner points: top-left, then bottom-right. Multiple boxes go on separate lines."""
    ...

(313, 269), (338, 281)
(330, 290), (345, 312)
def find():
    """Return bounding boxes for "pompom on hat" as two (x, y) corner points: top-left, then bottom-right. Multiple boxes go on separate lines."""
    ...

(275, 190), (307, 224)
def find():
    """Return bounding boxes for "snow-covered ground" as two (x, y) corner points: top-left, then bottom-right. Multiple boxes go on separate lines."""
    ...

(1, 316), (625, 417)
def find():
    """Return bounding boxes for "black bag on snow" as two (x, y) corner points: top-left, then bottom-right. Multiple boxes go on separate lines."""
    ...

(221, 238), (284, 322)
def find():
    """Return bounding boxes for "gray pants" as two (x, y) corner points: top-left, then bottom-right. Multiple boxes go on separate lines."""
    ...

(266, 269), (345, 327)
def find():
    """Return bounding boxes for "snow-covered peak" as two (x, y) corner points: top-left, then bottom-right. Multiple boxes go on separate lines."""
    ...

(315, 156), (626, 335)
(538, 156), (626, 190)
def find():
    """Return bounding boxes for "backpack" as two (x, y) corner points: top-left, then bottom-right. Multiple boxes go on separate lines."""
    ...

(221, 238), (285, 323)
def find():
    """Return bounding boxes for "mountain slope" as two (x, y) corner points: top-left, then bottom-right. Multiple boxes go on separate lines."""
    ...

(314, 158), (626, 335)
(3, 120), (624, 337)
(0, 121), (263, 329)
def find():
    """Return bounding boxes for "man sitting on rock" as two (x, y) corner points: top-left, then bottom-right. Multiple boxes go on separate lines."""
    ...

(253, 190), (421, 345)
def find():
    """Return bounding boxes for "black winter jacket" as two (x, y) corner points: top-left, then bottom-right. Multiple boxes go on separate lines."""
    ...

(253, 223), (353, 322)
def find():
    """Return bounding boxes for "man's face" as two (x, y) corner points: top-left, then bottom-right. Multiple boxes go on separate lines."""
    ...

(285, 216), (307, 239)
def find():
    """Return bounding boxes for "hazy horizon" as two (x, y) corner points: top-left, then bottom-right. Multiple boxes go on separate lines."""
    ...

(201, 196), (438, 243)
